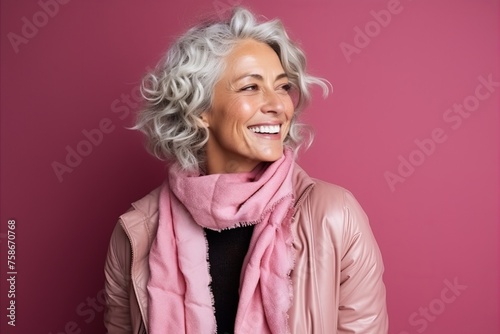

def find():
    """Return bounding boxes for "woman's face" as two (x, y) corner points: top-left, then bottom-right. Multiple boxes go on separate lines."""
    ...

(201, 39), (294, 174)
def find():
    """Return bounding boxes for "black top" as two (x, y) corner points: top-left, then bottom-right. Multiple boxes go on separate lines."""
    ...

(205, 225), (255, 334)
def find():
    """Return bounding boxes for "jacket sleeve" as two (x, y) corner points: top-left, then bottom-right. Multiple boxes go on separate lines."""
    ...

(104, 221), (134, 334)
(337, 191), (388, 334)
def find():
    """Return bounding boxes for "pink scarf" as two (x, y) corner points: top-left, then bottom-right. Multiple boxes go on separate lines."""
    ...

(147, 149), (295, 334)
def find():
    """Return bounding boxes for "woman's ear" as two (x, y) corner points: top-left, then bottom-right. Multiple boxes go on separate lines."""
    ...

(199, 111), (210, 127)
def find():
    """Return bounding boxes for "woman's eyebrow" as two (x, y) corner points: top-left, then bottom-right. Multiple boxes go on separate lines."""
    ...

(234, 72), (289, 82)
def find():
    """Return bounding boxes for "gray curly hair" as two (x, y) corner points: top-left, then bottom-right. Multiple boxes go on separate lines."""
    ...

(134, 7), (330, 172)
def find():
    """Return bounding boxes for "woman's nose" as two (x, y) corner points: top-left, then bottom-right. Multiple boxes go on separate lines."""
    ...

(261, 89), (286, 114)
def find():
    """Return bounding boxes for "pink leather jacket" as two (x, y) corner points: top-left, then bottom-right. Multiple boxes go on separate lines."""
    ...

(104, 165), (388, 333)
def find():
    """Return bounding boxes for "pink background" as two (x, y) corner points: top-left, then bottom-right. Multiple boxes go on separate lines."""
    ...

(1, 0), (498, 333)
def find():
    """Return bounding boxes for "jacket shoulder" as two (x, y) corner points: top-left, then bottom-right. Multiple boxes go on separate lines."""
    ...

(294, 164), (359, 222)
(294, 167), (372, 256)
(110, 186), (162, 263)
(107, 186), (161, 249)
(114, 186), (161, 240)
(308, 178), (352, 207)
(308, 178), (364, 218)
(293, 164), (354, 209)
(122, 186), (162, 225)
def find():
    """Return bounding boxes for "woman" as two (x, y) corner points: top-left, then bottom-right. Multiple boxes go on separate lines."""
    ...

(104, 7), (388, 334)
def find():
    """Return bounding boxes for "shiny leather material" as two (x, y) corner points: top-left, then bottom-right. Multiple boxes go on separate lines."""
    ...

(104, 165), (388, 333)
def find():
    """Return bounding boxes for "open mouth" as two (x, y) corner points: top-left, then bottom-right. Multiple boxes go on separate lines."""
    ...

(248, 124), (281, 134)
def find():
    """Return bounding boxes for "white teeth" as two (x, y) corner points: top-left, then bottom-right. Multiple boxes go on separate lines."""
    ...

(249, 125), (280, 134)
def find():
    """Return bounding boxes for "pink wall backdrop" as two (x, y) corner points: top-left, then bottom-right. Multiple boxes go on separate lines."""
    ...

(1, 0), (498, 333)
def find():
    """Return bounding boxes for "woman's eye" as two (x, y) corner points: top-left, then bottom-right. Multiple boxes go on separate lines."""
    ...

(240, 85), (257, 91)
(278, 83), (292, 93)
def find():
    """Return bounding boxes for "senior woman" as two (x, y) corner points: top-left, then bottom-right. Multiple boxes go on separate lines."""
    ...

(104, 7), (388, 334)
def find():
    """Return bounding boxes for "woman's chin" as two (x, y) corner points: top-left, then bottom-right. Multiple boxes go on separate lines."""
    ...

(253, 146), (285, 162)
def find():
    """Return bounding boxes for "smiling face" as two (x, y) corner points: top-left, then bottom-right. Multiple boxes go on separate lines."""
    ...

(201, 39), (294, 174)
